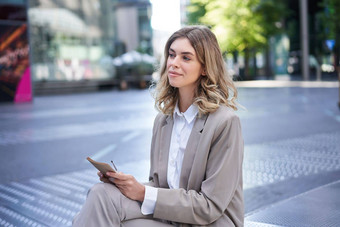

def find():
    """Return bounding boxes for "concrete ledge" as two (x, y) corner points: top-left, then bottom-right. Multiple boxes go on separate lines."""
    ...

(33, 80), (117, 95)
(235, 80), (339, 88)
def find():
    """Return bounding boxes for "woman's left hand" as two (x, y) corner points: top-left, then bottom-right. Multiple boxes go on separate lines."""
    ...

(106, 171), (145, 202)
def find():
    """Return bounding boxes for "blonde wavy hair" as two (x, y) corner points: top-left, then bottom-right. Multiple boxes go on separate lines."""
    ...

(153, 25), (238, 116)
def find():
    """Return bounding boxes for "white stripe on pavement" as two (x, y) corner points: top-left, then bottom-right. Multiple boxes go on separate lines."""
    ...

(121, 131), (140, 143)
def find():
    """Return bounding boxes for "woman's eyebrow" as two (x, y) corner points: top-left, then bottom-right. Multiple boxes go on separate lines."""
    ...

(169, 48), (194, 56)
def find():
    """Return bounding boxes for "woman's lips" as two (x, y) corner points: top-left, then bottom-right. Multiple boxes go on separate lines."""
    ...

(168, 71), (182, 77)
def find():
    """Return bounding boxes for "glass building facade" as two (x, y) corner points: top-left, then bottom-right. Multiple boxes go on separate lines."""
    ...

(2, 0), (153, 96)
(28, 0), (117, 83)
(0, 0), (153, 94)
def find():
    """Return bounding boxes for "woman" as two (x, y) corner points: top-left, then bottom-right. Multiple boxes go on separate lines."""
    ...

(73, 25), (244, 227)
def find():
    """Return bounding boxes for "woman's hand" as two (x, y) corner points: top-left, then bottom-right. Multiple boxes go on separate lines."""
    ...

(97, 172), (111, 183)
(106, 171), (145, 202)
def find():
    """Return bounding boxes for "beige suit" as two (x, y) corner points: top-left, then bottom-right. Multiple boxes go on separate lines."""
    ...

(73, 106), (243, 227)
(148, 106), (244, 226)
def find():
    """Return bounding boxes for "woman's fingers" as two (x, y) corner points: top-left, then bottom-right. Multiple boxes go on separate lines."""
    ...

(107, 172), (135, 187)
(112, 179), (126, 186)
(97, 171), (130, 185)
(104, 171), (144, 201)
(97, 171), (110, 183)
(106, 171), (131, 180)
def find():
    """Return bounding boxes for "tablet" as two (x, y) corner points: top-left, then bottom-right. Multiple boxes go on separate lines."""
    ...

(87, 157), (116, 177)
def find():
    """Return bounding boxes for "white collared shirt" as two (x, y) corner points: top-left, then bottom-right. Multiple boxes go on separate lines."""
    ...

(141, 104), (199, 215)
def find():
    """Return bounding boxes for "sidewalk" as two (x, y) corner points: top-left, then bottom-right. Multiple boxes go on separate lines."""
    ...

(245, 179), (340, 226)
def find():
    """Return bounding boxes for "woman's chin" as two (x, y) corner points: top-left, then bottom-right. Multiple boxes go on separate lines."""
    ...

(169, 81), (180, 88)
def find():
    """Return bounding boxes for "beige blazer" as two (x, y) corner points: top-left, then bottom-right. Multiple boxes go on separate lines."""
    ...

(147, 106), (244, 227)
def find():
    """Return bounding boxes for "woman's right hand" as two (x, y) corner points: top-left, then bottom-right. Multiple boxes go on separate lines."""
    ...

(97, 171), (111, 183)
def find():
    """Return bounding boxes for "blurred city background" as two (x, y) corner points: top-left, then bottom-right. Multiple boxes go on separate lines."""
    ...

(0, 0), (339, 226)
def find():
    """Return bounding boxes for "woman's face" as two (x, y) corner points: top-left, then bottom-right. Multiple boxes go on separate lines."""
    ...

(167, 38), (204, 92)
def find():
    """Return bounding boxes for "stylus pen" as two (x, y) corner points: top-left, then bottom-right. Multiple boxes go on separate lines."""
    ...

(111, 160), (118, 171)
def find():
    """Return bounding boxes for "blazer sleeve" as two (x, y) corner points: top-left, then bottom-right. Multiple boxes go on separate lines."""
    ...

(153, 113), (244, 225)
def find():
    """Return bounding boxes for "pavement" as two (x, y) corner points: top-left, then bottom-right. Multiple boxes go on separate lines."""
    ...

(0, 80), (339, 226)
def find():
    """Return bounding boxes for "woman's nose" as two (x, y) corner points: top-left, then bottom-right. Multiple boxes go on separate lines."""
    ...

(170, 56), (180, 68)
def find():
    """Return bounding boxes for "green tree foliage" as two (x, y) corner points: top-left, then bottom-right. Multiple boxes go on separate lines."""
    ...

(187, 0), (208, 25)
(319, 0), (340, 67)
(204, 0), (266, 52)
(319, 0), (340, 40)
(188, 0), (286, 52)
(187, 0), (287, 78)
(255, 0), (287, 39)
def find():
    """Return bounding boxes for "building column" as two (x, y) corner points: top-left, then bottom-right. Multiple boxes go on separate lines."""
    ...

(299, 0), (309, 81)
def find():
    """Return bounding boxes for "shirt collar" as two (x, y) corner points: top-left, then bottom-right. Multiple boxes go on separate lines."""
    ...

(174, 103), (199, 124)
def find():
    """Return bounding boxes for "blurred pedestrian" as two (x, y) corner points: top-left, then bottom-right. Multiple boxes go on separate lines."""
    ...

(73, 25), (244, 227)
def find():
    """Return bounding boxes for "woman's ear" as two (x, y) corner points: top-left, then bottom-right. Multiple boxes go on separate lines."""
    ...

(202, 69), (207, 76)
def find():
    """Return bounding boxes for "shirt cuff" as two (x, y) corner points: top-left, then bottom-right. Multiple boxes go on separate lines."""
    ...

(141, 185), (158, 215)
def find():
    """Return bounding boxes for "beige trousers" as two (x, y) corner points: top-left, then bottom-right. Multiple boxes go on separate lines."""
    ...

(72, 183), (174, 227)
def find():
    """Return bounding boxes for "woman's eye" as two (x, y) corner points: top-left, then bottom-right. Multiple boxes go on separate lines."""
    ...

(169, 53), (175, 58)
(183, 56), (190, 61)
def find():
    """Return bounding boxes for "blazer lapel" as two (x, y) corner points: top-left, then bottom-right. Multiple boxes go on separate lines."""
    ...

(158, 115), (173, 188)
(179, 114), (208, 188)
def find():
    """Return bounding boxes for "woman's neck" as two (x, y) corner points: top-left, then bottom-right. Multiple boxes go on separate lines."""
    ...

(178, 88), (195, 113)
